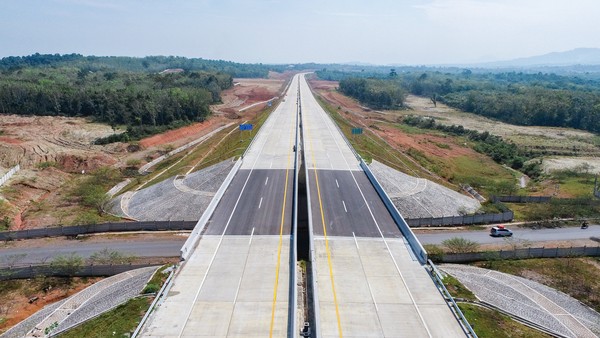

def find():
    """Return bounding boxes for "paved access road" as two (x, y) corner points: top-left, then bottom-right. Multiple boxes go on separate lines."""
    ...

(0, 238), (185, 267)
(300, 74), (465, 338)
(416, 224), (600, 245)
(141, 74), (300, 338)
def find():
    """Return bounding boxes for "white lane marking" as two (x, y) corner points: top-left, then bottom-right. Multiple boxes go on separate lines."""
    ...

(352, 232), (382, 315)
(227, 227), (255, 333)
(265, 177), (269, 185)
(259, 197), (263, 209)
(336, 179), (339, 188)
(178, 79), (300, 337)
(342, 200), (347, 213)
(301, 74), (432, 337)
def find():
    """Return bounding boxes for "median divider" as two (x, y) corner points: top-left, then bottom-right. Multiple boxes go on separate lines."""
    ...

(180, 158), (242, 260)
(359, 159), (428, 264)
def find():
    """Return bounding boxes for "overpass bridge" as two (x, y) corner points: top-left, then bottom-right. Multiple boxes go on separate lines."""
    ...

(140, 74), (470, 337)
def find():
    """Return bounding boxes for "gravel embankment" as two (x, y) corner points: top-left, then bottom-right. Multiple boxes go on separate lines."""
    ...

(441, 264), (600, 337)
(55, 267), (157, 333)
(369, 160), (480, 218)
(2, 267), (158, 338)
(109, 159), (235, 221)
(0, 300), (66, 338)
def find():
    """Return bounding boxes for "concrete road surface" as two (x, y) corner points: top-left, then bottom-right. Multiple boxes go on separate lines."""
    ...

(141, 74), (301, 337)
(300, 74), (466, 338)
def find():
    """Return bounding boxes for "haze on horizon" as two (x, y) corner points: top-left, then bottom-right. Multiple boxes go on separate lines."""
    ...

(1, 0), (599, 66)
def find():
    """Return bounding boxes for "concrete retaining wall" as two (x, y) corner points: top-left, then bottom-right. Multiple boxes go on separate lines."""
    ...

(406, 211), (514, 227)
(0, 165), (19, 187)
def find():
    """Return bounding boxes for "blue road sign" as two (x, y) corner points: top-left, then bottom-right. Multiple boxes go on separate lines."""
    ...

(351, 128), (363, 135)
(239, 124), (253, 131)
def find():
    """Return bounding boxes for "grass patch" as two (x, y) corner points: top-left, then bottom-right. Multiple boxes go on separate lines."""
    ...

(442, 275), (477, 301)
(551, 170), (597, 197)
(442, 155), (517, 196)
(458, 303), (551, 338)
(473, 257), (600, 312)
(506, 198), (600, 221)
(57, 297), (151, 338)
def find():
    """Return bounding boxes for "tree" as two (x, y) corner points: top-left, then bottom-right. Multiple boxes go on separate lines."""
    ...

(89, 248), (135, 265)
(50, 253), (84, 278)
(389, 68), (398, 77)
(442, 237), (480, 254)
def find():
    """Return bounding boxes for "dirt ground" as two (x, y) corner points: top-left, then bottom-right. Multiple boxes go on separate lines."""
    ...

(0, 74), (290, 230)
(0, 277), (102, 334)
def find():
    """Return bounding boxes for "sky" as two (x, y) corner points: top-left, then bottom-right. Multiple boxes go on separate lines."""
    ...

(1, 0), (599, 65)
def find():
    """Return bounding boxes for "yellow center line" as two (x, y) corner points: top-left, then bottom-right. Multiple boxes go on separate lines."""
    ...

(304, 87), (344, 337)
(269, 99), (296, 337)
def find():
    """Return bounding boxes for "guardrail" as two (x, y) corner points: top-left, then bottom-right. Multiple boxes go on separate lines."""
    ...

(428, 260), (477, 337)
(360, 159), (428, 264)
(288, 76), (300, 338)
(0, 164), (19, 187)
(300, 77), (322, 338)
(180, 159), (242, 260)
(131, 266), (176, 337)
(0, 220), (197, 241)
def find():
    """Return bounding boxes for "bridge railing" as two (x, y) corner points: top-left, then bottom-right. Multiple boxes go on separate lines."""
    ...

(360, 159), (428, 264)
(428, 260), (478, 337)
(180, 159), (242, 260)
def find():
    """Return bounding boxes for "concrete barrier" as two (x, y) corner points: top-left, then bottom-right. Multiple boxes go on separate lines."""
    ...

(360, 160), (428, 264)
(0, 164), (19, 187)
(180, 159), (242, 260)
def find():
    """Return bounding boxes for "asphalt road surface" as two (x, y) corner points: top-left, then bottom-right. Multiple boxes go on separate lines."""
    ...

(205, 169), (292, 236)
(0, 238), (185, 266)
(416, 224), (600, 245)
(309, 169), (402, 238)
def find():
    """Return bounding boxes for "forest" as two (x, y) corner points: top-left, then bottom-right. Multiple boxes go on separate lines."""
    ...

(318, 69), (600, 134)
(0, 54), (284, 142)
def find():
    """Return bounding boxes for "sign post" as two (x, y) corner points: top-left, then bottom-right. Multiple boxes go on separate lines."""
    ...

(239, 123), (253, 143)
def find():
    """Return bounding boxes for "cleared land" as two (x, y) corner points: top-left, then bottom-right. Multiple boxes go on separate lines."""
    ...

(0, 75), (288, 230)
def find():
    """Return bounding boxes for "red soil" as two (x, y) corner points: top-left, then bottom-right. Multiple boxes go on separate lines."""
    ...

(139, 119), (222, 149)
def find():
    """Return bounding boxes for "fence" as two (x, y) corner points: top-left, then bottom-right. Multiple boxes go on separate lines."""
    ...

(0, 220), (197, 241)
(491, 195), (552, 203)
(438, 245), (600, 263)
(406, 211), (514, 227)
(0, 164), (20, 187)
(0, 263), (158, 281)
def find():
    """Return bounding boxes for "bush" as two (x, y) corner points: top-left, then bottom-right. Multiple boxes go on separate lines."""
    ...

(142, 283), (160, 294)
(442, 237), (480, 254)
(424, 244), (444, 263)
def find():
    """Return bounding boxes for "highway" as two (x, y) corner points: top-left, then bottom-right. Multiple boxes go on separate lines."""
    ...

(141, 74), (300, 337)
(299, 74), (465, 337)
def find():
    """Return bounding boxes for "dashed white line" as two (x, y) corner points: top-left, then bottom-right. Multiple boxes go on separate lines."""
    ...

(335, 179), (339, 188)
(342, 200), (347, 213)
(258, 197), (263, 209)
(265, 177), (269, 185)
